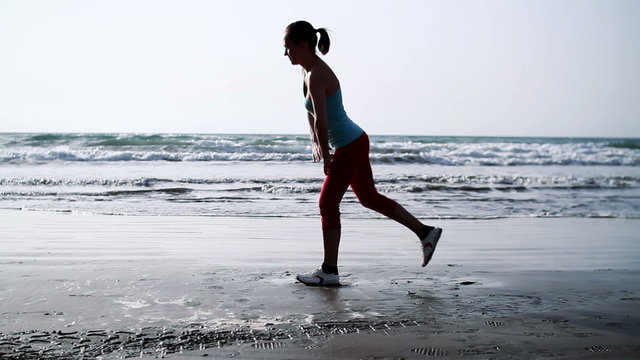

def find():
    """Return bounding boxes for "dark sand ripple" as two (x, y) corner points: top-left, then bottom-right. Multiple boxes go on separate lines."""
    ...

(0, 318), (428, 359)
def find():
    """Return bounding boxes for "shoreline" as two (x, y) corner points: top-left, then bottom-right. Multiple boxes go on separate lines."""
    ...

(1, 210), (639, 359)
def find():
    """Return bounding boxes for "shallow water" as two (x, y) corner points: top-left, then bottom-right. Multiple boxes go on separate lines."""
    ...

(1, 133), (639, 219)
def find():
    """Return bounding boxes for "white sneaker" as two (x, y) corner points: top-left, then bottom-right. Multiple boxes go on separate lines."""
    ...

(421, 227), (442, 267)
(296, 267), (340, 286)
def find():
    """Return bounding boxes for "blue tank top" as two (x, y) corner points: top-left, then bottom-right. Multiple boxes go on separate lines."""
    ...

(305, 88), (364, 149)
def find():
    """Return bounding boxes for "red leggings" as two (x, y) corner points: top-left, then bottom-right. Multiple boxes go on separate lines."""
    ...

(319, 133), (398, 230)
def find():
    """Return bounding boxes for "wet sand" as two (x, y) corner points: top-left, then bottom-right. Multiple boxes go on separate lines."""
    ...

(0, 209), (639, 359)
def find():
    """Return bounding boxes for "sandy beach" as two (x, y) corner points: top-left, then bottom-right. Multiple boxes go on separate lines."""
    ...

(1, 209), (639, 359)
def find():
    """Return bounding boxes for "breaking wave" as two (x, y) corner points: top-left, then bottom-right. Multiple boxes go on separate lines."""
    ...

(1, 133), (638, 166)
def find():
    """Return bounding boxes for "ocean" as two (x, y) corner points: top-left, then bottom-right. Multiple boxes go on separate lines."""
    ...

(1, 133), (639, 219)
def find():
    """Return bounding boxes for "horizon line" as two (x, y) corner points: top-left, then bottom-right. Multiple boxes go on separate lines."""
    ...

(0, 131), (639, 140)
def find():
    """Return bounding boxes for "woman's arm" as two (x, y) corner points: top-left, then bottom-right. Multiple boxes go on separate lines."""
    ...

(307, 75), (332, 174)
(307, 112), (322, 162)
(303, 74), (322, 163)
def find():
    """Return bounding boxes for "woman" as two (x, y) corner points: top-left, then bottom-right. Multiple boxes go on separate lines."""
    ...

(284, 21), (442, 285)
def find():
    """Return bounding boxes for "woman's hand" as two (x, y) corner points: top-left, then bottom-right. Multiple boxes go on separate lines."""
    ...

(311, 135), (332, 175)
(311, 137), (323, 162)
(323, 153), (333, 175)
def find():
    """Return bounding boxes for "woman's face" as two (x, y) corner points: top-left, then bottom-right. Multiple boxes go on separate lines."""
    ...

(283, 36), (303, 65)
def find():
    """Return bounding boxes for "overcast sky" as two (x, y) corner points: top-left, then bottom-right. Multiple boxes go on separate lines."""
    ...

(0, 0), (638, 137)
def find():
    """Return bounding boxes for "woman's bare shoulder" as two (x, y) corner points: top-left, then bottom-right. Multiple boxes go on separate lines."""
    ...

(308, 62), (340, 94)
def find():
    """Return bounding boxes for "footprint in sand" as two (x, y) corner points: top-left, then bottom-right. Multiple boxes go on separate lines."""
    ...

(253, 342), (287, 350)
(482, 320), (506, 327)
(185, 300), (201, 307)
(458, 346), (500, 356)
(585, 345), (612, 353)
(574, 332), (602, 338)
(458, 281), (478, 286)
(411, 347), (448, 356)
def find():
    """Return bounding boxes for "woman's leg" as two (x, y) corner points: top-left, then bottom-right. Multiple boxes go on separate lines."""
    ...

(390, 204), (426, 234)
(296, 164), (348, 284)
(318, 151), (353, 267)
(348, 134), (442, 267)
(322, 229), (341, 268)
(349, 135), (427, 236)
(351, 163), (426, 235)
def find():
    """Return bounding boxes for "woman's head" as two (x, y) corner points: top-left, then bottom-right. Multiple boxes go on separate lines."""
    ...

(284, 21), (330, 62)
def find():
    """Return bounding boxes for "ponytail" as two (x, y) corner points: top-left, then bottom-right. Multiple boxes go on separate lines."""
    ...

(316, 28), (330, 55)
(286, 21), (331, 55)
